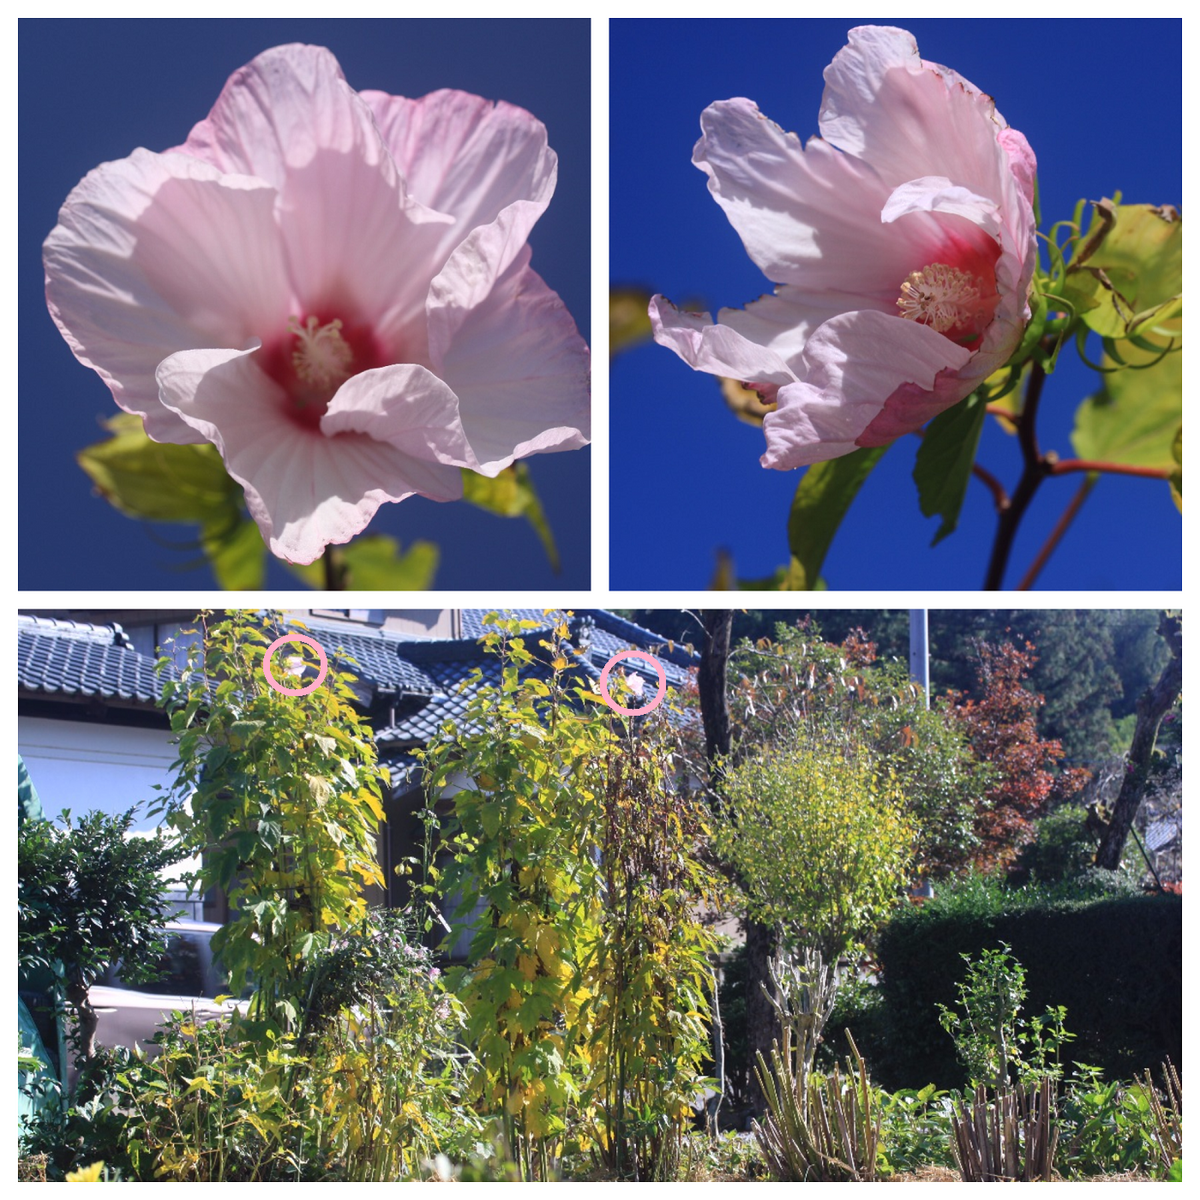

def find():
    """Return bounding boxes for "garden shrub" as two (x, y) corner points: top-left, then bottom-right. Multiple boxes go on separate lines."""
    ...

(715, 741), (914, 959)
(857, 892), (1181, 1091)
(120, 915), (473, 1181)
(1009, 804), (1100, 885)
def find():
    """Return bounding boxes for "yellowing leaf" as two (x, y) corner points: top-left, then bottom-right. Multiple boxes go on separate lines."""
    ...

(286, 535), (438, 590)
(462, 464), (559, 572)
(65, 1162), (106, 1182)
(77, 413), (240, 523)
(609, 285), (654, 358)
(1063, 201), (1182, 340)
(1072, 337), (1181, 471)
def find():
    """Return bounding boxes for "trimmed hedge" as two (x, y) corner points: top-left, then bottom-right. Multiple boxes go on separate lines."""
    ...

(843, 894), (1181, 1091)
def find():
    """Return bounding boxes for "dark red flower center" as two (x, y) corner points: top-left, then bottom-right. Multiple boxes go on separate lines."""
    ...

(260, 312), (387, 432)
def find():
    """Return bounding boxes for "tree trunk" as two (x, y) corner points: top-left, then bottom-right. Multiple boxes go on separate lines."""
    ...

(64, 976), (98, 1080)
(1095, 613), (1182, 870)
(698, 610), (733, 777)
(697, 610), (775, 1118)
(741, 916), (777, 1117)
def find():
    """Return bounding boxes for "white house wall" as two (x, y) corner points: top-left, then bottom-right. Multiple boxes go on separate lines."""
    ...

(18, 716), (177, 832)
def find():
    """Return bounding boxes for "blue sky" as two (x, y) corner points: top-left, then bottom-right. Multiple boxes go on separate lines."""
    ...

(610, 18), (1182, 591)
(20, 18), (590, 591)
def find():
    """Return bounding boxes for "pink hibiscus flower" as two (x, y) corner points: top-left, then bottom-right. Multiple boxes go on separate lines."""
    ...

(45, 44), (590, 563)
(651, 25), (1037, 468)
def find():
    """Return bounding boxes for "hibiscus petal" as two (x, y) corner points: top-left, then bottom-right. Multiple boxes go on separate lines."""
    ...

(361, 88), (556, 269)
(761, 310), (972, 469)
(435, 249), (590, 473)
(44, 148), (290, 443)
(694, 98), (934, 302)
(650, 295), (795, 387)
(819, 26), (1022, 209)
(276, 144), (447, 360)
(719, 286), (852, 375)
(881, 176), (1003, 241)
(320, 362), (471, 466)
(156, 346), (463, 563)
(176, 44), (383, 196)
(173, 42), (450, 348)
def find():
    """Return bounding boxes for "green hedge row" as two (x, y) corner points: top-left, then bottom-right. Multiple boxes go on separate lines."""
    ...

(839, 894), (1181, 1091)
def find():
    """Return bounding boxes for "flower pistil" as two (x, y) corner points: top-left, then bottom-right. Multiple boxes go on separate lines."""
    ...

(289, 314), (355, 390)
(897, 263), (986, 344)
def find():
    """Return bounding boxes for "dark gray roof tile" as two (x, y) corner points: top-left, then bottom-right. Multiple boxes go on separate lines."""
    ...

(18, 617), (174, 703)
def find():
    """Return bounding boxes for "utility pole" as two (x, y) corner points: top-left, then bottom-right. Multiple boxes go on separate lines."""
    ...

(909, 609), (929, 708)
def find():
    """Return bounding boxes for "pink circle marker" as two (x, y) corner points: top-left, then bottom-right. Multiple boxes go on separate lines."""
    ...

(263, 633), (328, 696)
(598, 650), (667, 716)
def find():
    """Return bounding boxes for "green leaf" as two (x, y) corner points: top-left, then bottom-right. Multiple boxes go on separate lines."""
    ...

(201, 516), (266, 590)
(913, 391), (988, 546)
(1072, 337), (1182, 471)
(1062, 201), (1182, 340)
(462, 464), (559, 572)
(287, 535), (439, 590)
(786, 446), (887, 589)
(77, 414), (241, 522)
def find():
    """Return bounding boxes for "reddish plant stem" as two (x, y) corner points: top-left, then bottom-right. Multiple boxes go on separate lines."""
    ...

(983, 354), (1052, 590)
(1016, 474), (1098, 591)
(971, 462), (1010, 511)
(1049, 459), (1172, 480)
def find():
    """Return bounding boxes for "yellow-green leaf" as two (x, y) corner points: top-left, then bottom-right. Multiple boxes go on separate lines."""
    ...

(1062, 201), (1182, 340)
(1072, 337), (1182, 471)
(287, 536), (438, 590)
(609, 285), (653, 359)
(77, 413), (240, 523)
(201, 515), (266, 590)
(1169, 425), (1182, 512)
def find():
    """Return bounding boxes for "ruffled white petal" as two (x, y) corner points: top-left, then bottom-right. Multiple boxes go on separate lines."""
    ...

(695, 98), (925, 301)
(44, 148), (290, 443)
(650, 295), (796, 387)
(761, 310), (973, 469)
(320, 363), (471, 465)
(435, 248), (590, 473)
(362, 88), (556, 270)
(156, 346), (463, 563)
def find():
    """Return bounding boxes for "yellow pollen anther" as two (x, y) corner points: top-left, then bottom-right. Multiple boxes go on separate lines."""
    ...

(897, 263), (981, 334)
(288, 315), (354, 388)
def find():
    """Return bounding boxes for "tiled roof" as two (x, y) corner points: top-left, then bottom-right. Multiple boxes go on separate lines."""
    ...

(460, 609), (558, 639)
(377, 611), (696, 747)
(286, 618), (438, 696)
(18, 615), (176, 704)
(376, 654), (506, 745)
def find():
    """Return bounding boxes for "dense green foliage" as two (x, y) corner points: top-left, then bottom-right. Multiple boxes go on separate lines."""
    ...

(716, 744), (913, 958)
(159, 611), (387, 1028)
(858, 892), (1181, 1091)
(18, 807), (184, 1064)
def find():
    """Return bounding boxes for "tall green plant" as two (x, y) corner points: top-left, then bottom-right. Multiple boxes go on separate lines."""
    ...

(158, 611), (385, 1028)
(715, 742), (914, 958)
(937, 944), (1074, 1090)
(421, 615), (610, 1179)
(579, 715), (725, 1179)
(424, 616), (727, 1181)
